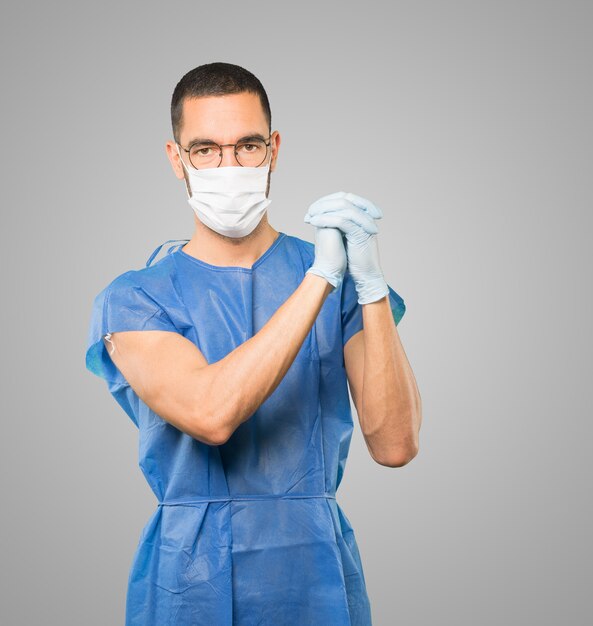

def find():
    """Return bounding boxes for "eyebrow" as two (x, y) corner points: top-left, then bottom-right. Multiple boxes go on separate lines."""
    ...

(186, 132), (267, 146)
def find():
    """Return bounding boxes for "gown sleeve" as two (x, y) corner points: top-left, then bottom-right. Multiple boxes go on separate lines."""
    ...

(340, 270), (406, 347)
(85, 270), (179, 389)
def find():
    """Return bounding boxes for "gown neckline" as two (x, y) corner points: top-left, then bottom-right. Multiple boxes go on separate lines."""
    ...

(175, 231), (287, 272)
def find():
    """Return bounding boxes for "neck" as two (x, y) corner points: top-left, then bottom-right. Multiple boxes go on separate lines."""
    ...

(181, 217), (280, 269)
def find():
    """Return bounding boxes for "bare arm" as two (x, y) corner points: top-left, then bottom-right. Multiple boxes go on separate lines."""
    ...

(104, 273), (333, 445)
(344, 296), (422, 467)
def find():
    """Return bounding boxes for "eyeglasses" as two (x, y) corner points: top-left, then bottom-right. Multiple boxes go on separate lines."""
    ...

(177, 135), (272, 169)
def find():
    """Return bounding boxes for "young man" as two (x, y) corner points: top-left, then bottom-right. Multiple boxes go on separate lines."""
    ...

(86, 61), (421, 626)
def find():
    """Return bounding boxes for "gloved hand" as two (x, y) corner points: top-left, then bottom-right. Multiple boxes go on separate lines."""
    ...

(304, 192), (389, 304)
(305, 225), (347, 292)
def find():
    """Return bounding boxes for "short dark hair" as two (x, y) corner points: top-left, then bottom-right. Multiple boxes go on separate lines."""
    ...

(171, 62), (272, 144)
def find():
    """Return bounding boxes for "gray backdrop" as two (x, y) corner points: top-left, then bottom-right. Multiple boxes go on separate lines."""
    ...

(1, 1), (591, 624)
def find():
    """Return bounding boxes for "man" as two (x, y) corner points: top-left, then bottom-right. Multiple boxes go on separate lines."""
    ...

(86, 62), (422, 626)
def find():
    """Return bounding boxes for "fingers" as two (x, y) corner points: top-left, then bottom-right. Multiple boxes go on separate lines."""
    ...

(314, 225), (345, 248)
(305, 208), (378, 234)
(306, 191), (383, 220)
(344, 193), (383, 219)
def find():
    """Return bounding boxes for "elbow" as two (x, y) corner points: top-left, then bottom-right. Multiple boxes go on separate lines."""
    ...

(375, 411), (421, 467)
(189, 375), (239, 445)
(374, 443), (419, 468)
(372, 429), (420, 468)
(207, 424), (233, 446)
(190, 424), (231, 446)
(203, 429), (231, 446)
(190, 408), (233, 446)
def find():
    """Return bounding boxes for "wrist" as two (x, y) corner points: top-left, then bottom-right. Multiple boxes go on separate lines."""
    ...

(306, 266), (343, 292)
(353, 275), (389, 305)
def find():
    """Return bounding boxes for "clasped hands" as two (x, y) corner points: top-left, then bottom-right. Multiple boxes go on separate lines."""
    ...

(304, 191), (389, 305)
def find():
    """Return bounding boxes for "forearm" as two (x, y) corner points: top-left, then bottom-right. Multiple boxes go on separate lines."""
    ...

(360, 295), (422, 466)
(206, 273), (332, 440)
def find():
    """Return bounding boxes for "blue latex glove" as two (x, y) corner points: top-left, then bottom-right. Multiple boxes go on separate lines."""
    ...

(304, 192), (389, 304)
(305, 226), (347, 292)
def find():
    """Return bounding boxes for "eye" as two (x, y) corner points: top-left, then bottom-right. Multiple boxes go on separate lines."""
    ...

(237, 141), (264, 153)
(189, 143), (218, 158)
(192, 146), (213, 156)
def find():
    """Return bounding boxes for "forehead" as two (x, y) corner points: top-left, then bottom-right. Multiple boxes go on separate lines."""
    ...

(180, 92), (267, 143)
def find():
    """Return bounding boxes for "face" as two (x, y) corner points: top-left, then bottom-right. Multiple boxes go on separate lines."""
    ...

(166, 91), (281, 198)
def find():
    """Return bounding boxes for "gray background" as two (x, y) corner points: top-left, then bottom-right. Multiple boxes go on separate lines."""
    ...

(1, 1), (591, 624)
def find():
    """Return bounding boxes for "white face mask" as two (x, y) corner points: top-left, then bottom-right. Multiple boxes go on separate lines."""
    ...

(176, 144), (272, 238)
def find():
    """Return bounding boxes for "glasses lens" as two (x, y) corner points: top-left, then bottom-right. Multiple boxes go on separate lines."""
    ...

(236, 139), (268, 167)
(188, 143), (222, 169)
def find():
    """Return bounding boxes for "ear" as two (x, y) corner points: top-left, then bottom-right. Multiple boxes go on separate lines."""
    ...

(165, 140), (185, 180)
(270, 131), (281, 173)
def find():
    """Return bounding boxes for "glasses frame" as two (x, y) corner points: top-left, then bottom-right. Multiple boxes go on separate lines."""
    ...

(177, 134), (272, 169)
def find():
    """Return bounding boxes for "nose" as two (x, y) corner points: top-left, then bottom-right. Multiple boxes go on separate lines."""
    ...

(219, 145), (241, 167)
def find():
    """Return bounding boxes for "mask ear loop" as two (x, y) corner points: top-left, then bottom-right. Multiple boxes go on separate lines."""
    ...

(176, 144), (192, 200)
(104, 332), (115, 356)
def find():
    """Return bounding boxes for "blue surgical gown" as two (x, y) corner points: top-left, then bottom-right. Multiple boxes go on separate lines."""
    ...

(85, 231), (405, 625)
